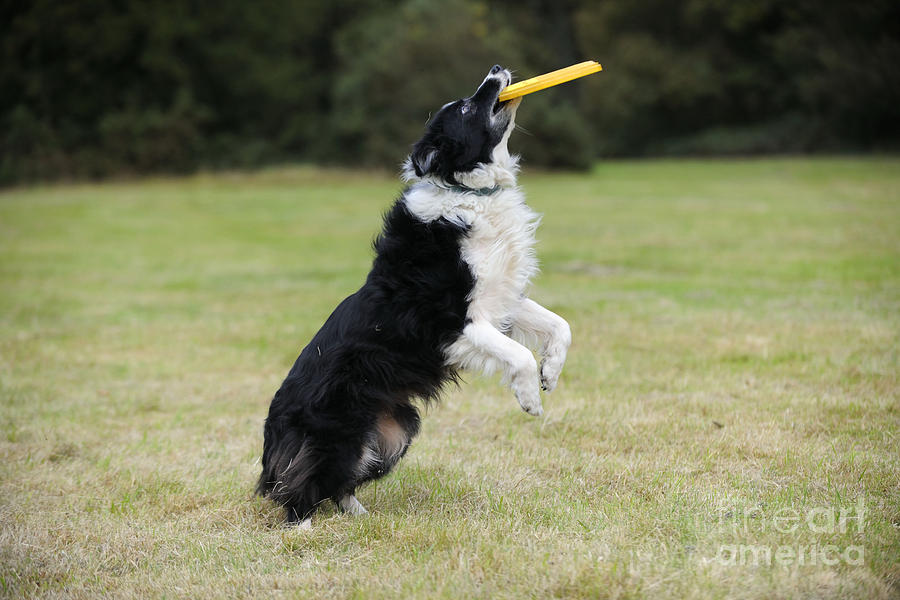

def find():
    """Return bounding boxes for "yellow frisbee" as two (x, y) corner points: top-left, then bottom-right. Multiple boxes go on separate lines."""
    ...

(498, 60), (603, 102)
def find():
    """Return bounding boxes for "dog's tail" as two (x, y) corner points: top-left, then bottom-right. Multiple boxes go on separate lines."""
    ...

(256, 419), (326, 522)
(257, 419), (312, 495)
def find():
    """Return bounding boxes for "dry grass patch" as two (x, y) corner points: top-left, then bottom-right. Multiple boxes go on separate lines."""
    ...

(1, 158), (898, 598)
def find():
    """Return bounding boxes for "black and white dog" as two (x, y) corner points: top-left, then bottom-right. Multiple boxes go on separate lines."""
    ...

(257, 65), (571, 527)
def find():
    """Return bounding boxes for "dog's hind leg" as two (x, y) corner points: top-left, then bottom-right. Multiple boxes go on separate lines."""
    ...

(285, 500), (318, 527)
(508, 298), (571, 393)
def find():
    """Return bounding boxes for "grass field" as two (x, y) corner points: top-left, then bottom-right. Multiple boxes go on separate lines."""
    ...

(1, 158), (898, 598)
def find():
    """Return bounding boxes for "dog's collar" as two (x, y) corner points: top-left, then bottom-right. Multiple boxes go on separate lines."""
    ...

(435, 183), (502, 196)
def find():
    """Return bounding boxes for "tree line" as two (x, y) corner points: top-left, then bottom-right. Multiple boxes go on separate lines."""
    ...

(2, 0), (898, 184)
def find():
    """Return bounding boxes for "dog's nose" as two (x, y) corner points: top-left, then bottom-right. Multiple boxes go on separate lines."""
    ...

(490, 64), (503, 75)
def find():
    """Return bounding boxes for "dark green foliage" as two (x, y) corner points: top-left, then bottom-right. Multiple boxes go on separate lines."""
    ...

(514, 92), (594, 169)
(575, 0), (900, 156)
(1, 0), (898, 184)
(328, 0), (525, 167)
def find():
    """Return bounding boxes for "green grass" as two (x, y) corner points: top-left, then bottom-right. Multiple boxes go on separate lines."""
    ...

(1, 158), (898, 598)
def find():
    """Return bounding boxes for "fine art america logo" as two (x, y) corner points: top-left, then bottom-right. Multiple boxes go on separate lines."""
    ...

(715, 497), (866, 567)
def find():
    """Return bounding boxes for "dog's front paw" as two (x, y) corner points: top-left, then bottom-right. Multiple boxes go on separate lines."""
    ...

(540, 355), (564, 392)
(514, 382), (544, 417)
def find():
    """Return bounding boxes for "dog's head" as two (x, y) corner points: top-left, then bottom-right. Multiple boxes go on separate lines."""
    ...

(405, 65), (521, 188)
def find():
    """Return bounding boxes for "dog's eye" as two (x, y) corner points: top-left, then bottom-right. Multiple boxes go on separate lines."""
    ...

(460, 103), (473, 115)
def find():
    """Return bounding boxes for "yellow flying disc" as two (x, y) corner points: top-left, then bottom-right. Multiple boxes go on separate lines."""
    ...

(498, 60), (603, 102)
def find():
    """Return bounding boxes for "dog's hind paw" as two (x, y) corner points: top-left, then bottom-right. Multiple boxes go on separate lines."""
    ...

(338, 494), (368, 516)
(286, 518), (312, 531)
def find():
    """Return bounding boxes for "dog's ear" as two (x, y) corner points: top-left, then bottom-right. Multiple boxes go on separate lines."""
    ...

(410, 142), (438, 177)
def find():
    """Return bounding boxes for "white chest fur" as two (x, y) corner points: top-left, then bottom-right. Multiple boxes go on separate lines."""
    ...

(404, 184), (540, 328)
(458, 192), (540, 327)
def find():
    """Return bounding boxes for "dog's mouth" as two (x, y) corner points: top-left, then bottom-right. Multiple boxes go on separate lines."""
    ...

(492, 71), (513, 115)
(492, 98), (509, 115)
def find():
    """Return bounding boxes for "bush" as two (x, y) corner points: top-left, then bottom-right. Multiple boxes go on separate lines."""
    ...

(98, 90), (209, 174)
(1, 0), (897, 184)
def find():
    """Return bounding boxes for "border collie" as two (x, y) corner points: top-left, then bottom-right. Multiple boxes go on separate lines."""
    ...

(257, 65), (571, 527)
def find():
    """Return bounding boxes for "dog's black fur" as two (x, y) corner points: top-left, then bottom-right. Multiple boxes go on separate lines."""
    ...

(257, 66), (514, 524)
(256, 204), (474, 522)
